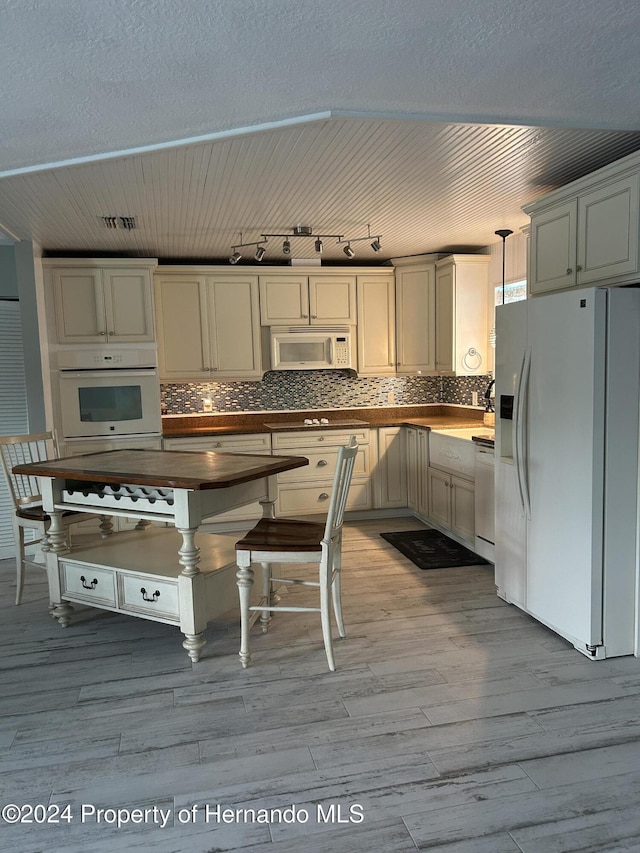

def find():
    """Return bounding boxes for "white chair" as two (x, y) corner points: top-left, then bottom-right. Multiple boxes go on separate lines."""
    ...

(235, 435), (358, 671)
(0, 430), (99, 605)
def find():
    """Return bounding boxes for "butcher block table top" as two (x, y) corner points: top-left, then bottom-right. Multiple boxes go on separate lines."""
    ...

(13, 448), (308, 490)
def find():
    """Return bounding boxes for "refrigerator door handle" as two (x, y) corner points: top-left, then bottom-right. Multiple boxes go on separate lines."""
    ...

(512, 352), (526, 513)
(516, 348), (532, 518)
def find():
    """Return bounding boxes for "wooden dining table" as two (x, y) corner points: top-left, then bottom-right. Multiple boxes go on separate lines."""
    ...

(14, 448), (308, 661)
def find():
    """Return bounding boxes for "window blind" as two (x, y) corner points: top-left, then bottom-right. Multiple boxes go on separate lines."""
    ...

(0, 300), (28, 558)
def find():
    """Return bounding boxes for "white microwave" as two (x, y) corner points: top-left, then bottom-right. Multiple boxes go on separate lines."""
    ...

(58, 369), (162, 438)
(270, 326), (354, 371)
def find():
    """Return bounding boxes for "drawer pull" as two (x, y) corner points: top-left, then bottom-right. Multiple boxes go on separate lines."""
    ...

(319, 492), (329, 501)
(140, 587), (161, 602)
(317, 459), (328, 467)
(80, 575), (98, 590)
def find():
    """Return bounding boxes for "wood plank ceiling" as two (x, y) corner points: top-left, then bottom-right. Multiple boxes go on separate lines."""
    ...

(2, 117), (640, 263)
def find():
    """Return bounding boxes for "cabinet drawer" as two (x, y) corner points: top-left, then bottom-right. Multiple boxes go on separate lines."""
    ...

(277, 479), (371, 515)
(60, 562), (117, 606)
(164, 433), (271, 453)
(429, 433), (475, 479)
(278, 445), (370, 482)
(272, 428), (369, 450)
(117, 573), (180, 622)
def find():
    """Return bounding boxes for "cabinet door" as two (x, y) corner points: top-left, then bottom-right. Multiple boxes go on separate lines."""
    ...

(577, 174), (640, 284)
(417, 429), (430, 517)
(427, 467), (450, 529)
(357, 276), (396, 375)
(375, 427), (407, 508)
(52, 269), (106, 343)
(155, 276), (210, 380)
(451, 475), (475, 541)
(529, 200), (577, 294)
(435, 264), (454, 373)
(309, 276), (356, 324)
(259, 276), (309, 325)
(406, 428), (418, 511)
(208, 275), (262, 379)
(395, 265), (436, 373)
(103, 269), (155, 342)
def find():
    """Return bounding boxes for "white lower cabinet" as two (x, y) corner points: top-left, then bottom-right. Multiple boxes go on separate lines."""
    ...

(426, 432), (476, 543)
(163, 433), (272, 525)
(271, 428), (371, 515)
(427, 468), (475, 541)
(405, 426), (429, 517)
(374, 427), (407, 508)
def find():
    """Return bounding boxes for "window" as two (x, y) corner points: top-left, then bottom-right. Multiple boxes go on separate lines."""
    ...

(494, 280), (527, 307)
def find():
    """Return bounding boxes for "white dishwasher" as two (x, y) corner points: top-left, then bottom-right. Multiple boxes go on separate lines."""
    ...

(474, 444), (495, 562)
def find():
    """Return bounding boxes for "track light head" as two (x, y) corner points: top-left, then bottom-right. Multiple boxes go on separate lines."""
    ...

(343, 244), (355, 259)
(314, 238), (323, 254)
(370, 238), (381, 252)
(255, 245), (266, 262)
(229, 251), (242, 264)
(282, 239), (291, 254)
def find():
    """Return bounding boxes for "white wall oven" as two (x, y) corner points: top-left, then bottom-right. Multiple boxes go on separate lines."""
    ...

(56, 350), (161, 439)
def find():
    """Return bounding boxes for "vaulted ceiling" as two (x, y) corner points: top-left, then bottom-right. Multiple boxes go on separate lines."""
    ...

(2, 0), (640, 263)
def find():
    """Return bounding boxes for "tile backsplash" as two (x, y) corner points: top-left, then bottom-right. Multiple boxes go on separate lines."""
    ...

(161, 371), (493, 414)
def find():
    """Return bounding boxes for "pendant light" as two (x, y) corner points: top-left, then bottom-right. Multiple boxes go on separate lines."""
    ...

(495, 229), (513, 305)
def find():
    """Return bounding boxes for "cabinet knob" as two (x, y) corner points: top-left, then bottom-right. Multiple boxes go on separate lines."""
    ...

(317, 459), (328, 467)
(311, 314), (317, 319)
(566, 268), (573, 275)
(319, 492), (329, 501)
(318, 436), (325, 441)
(302, 314), (309, 318)
(576, 264), (582, 272)
(99, 330), (106, 335)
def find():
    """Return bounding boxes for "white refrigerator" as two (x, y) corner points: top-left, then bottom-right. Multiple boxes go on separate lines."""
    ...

(495, 285), (640, 659)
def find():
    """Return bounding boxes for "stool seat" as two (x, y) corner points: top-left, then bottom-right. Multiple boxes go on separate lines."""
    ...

(235, 517), (325, 552)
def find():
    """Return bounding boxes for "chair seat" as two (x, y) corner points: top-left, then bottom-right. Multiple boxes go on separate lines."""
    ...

(235, 517), (325, 553)
(16, 505), (84, 522)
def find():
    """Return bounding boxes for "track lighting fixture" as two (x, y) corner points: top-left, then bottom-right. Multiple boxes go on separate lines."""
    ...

(227, 223), (383, 263)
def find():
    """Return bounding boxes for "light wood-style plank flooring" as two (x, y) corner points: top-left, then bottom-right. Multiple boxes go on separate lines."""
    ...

(2, 516), (640, 852)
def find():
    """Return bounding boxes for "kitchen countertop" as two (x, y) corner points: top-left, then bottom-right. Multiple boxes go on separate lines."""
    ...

(162, 405), (488, 438)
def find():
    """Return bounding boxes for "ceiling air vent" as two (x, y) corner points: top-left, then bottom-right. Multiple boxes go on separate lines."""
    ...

(99, 215), (137, 230)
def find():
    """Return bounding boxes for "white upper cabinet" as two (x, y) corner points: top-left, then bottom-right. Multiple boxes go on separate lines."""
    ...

(435, 255), (489, 375)
(526, 155), (640, 295)
(259, 274), (356, 325)
(393, 258), (437, 374)
(356, 274), (396, 375)
(49, 261), (156, 344)
(155, 271), (262, 381)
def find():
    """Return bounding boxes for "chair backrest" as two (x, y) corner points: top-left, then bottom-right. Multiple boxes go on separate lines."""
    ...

(323, 435), (359, 542)
(0, 430), (59, 510)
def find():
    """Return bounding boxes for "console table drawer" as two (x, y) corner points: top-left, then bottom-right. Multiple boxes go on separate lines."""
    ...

(117, 573), (180, 622)
(60, 562), (116, 606)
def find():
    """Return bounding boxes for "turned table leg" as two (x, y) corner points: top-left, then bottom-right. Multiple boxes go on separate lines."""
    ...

(47, 510), (74, 626)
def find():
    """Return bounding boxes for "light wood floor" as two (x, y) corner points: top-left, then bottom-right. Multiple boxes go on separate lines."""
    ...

(2, 516), (640, 852)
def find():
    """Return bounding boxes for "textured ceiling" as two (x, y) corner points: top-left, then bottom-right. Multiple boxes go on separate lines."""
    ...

(2, 0), (640, 261)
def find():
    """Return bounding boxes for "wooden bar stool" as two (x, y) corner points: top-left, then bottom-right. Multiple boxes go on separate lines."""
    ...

(0, 431), (100, 605)
(235, 436), (358, 671)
